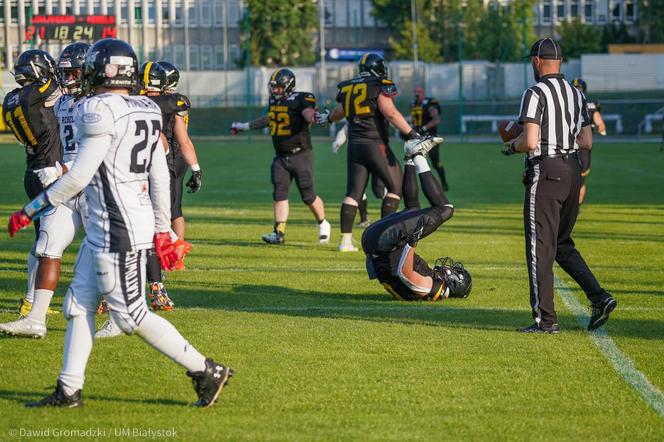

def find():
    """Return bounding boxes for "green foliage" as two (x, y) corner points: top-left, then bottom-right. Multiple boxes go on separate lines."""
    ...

(240, 0), (317, 67)
(558, 18), (602, 58)
(388, 20), (443, 63)
(638, 0), (664, 43)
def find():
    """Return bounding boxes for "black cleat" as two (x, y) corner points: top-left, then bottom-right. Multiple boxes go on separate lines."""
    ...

(25, 381), (82, 408)
(187, 358), (234, 408)
(588, 296), (617, 331)
(518, 322), (560, 334)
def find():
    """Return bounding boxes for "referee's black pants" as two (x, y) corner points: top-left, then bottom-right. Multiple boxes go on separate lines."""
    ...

(523, 153), (605, 326)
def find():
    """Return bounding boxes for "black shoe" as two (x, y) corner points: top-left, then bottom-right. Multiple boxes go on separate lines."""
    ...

(588, 296), (617, 331)
(25, 380), (83, 408)
(518, 322), (560, 334)
(187, 358), (234, 408)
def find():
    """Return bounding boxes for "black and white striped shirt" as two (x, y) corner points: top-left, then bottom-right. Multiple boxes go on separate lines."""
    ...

(518, 73), (590, 159)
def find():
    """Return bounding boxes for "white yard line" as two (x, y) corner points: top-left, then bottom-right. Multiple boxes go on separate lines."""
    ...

(555, 275), (664, 419)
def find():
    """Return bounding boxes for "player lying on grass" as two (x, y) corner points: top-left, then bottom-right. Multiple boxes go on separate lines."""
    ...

(7, 38), (232, 408)
(362, 137), (472, 301)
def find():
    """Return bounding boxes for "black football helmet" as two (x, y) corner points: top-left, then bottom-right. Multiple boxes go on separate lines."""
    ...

(358, 53), (388, 79)
(157, 60), (180, 92)
(268, 68), (295, 100)
(571, 77), (587, 93)
(58, 42), (91, 96)
(13, 49), (57, 85)
(434, 257), (472, 299)
(82, 38), (137, 92)
(138, 61), (167, 93)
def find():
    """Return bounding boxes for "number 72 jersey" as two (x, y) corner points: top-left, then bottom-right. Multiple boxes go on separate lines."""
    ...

(75, 94), (164, 253)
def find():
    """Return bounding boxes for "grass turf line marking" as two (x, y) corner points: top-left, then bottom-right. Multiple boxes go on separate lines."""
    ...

(555, 275), (664, 419)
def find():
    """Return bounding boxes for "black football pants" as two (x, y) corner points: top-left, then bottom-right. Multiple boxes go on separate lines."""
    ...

(523, 154), (605, 326)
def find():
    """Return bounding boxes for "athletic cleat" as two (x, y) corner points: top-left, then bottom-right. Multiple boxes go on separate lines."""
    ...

(149, 282), (174, 311)
(338, 238), (358, 252)
(357, 219), (371, 228)
(187, 358), (234, 408)
(0, 316), (46, 338)
(588, 295), (617, 331)
(262, 231), (285, 245)
(518, 322), (560, 334)
(26, 380), (82, 408)
(95, 319), (123, 339)
(318, 220), (331, 244)
(404, 136), (444, 160)
(97, 300), (109, 315)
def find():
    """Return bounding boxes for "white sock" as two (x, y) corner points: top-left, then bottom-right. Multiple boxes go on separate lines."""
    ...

(25, 249), (38, 303)
(340, 233), (353, 244)
(413, 155), (430, 174)
(27, 289), (54, 323)
(404, 159), (415, 166)
(136, 312), (207, 373)
(59, 314), (96, 395)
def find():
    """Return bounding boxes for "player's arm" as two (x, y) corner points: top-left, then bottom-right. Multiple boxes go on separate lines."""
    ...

(577, 125), (593, 150)
(174, 115), (199, 166)
(593, 111), (607, 136)
(423, 105), (441, 132)
(149, 137), (172, 234)
(377, 94), (418, 138)
(231, 115), (268, 134)
(504, 89), (542, 155)
(396, 244), (433, 298)
(332, 123), (348, 153)
(327, 103), (345, 123)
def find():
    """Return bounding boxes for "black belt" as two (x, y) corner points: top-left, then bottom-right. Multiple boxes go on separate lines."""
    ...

(526, 151), (578, 166)
(278, 147), (304, 156)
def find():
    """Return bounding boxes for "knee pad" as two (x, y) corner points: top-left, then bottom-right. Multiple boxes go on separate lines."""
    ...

(63, 287), (88, 320)
(109, 309), (137, 335)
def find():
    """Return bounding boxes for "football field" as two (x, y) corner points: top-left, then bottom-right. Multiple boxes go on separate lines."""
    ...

(0, 139), (663, 440)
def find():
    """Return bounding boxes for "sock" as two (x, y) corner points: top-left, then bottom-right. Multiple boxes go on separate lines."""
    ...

(340, 233), (353, 245)
(25, 249), (38, 303)
(403, 163), (420, 209)
(27, 289), (54, 323)
(340, 203), (358, 233)
(146, 250), (162, 283)
(275, 221), (286, 237)
(358, 194), (368, 222)
(381, 196), (400, 218)
(59, 314), (96, 395)
(413, 154), (430, 174)
(136, 311), (207, 373)
(419, 171), (449, 207)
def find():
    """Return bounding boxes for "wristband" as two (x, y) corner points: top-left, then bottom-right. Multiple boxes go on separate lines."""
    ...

(191, 163), (201, 172)
(23, 193), (52, 219)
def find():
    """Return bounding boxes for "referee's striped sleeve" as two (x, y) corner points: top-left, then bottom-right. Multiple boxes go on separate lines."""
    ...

(579, 93), (591, 127)
(518, 88), (543, 125)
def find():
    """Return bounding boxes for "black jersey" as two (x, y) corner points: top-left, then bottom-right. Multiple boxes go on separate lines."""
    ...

(2, 79), (62, 171)
(587, 100), (600, 131)
(148, 93), (190, 168)
(411, 97), (440, 135)
(267, 91), (315, 155)
(336, 76), (398, 145)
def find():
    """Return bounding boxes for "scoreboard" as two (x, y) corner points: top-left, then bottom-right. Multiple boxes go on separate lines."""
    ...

(24, 15), (117, 42)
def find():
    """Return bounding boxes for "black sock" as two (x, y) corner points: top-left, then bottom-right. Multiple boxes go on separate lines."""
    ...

(420, 171), (449, 207)
(381, 196), (400, 218)
(358, 197), (368, 222)
(403, 164), (420, 209)
(340, 203), (358, 233)
(146, 249), (162, 283)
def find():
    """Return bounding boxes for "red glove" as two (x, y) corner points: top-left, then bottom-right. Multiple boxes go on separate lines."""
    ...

(172, 238), (192, 270)
(8, 210), (32, 237)
(154, 232), (177, 271)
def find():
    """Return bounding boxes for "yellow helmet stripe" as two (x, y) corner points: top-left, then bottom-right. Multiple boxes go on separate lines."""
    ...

(360, 53), (369, 65)
(270, 69), (279, 82)
(143, 61), (153, 88)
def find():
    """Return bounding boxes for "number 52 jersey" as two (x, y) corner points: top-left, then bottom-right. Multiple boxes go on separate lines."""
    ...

(74, 94), (166, 253)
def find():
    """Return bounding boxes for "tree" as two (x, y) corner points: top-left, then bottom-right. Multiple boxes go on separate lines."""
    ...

(558, 18), (602, 58)
(600, 21), (637, 51)
(240, 0), (317, 67)
(388, 20), (443, 63)
(637, 0), (664, 43)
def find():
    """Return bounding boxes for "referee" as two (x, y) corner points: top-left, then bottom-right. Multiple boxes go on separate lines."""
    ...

(502, 38), (617, 333)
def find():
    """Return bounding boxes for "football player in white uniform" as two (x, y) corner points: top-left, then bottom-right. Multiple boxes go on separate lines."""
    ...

(0, 43), (90, 339)
(8, 39), (233, 408)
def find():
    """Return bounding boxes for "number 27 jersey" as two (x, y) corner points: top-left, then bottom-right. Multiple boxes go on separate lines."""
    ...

(76, 94), (164, 253)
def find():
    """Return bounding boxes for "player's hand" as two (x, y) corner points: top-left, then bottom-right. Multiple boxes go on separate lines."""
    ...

(186, 169), (202, 193)
(154, 232), (178, 271)
(8, 210), (32, 237)
(416, 126), (429, 136)
(331, 141), (341, 154)
(35, 162), (63, 187)
(172, 238), (193, 270)
(314, 109), (330, 127)
(230, 122), (249, 135)
(599, 130), (607, 136)
(501, 140), (517, 156)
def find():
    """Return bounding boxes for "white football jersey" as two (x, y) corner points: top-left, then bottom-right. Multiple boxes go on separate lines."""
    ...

(54, 94), (82, 164)
(73, 93), (167, 253)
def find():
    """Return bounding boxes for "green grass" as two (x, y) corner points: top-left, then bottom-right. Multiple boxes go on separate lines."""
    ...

(0, 139), (663, 440)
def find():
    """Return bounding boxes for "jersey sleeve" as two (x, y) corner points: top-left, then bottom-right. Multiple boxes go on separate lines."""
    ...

(173, 93), (191, 117)
(594, 100), (601, 113)
(26, 79), (60, 107)
(518, 88), (543, 125)
(380, 79), (398, 98)
(75, 96), (117, 138)
(300, 92), (316, 110)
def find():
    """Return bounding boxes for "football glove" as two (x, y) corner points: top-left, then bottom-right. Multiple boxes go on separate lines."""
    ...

(172, 238), (193, 270)
(35, 162), (63, 187)
(154, 232), (178, 271)
(8, 210), (32, 237)
(416, 126), (429, 136)
(314, 109), (331, 127)
(501, 140), (517, 156)
(186, 169), (202, 193)
(331, 141), (342, 154)
(230, 122), (249, 135)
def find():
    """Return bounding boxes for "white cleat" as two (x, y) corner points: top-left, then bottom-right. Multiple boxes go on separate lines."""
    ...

(95, 319), (123, 339)
(404, 136), (444, 159)
(318, 220), (331, 244)
(0, 316), (46, 338)
(338, 238), (358, 252)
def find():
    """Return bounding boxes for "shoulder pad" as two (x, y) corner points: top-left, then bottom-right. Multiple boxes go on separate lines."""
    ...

(301, 92), (316, 105)
(76, 95), (116, 137)
(381, 83), (398, 98)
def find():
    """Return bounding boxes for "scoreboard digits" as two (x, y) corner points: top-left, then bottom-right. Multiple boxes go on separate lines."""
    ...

(24, 15), (117, 42)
